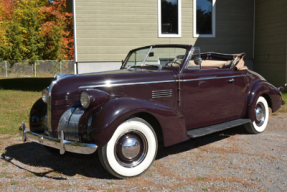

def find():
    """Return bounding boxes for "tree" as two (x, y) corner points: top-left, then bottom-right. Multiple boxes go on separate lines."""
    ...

(0, 0), (15, 61)
(0, 0), (74, 62)
(0, 0), (47, 63)
(42, 0), (74, 60)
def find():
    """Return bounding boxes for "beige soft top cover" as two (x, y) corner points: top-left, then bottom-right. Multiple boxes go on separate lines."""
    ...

(188, 52), (247, 70)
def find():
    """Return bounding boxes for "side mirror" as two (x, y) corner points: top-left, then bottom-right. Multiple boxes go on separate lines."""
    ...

(194, 57), (202, 65)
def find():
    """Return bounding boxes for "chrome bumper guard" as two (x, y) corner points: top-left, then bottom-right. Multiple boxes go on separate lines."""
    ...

(19, 122), (98, 155)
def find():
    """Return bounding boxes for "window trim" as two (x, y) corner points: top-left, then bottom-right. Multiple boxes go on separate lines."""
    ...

(193, 0), (216, 38)
(158, 0), (182, 38)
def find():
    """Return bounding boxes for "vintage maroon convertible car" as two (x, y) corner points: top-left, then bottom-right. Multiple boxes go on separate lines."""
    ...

(20, 45), (284, 178)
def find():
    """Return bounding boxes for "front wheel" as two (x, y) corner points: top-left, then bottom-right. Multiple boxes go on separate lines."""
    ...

(98, 117), (158, 178)
(245, 96), (269, 134)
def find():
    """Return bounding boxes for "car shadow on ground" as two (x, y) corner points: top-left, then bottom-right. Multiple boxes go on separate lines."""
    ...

(2, 125), (248, 180)
(0, 78), (53, 91)
(156, 125), (248, 160)
(2, 143), (113, 180)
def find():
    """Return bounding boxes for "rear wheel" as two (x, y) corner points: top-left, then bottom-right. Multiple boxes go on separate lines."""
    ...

(98, 117), (158, 178)
(245, 96), (269, 134)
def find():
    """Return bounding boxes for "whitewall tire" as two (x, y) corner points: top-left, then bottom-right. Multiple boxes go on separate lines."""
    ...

(98, 117), (158, 178)
(245, 96), (269, 134)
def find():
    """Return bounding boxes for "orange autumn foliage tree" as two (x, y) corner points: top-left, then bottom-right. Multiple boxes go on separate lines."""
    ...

(0, 0), (14, 19)
(0, 0), (74, 62)
(41, 0), (74, 60)
(1, 0), (47, 62)
(0, 0), (15, 54)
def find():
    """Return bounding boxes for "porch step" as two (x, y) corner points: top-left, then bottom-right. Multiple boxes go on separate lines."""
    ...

(187, 119), (251, 138)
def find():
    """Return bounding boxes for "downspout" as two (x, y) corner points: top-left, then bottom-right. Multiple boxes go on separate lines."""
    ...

(73, 0), (78, 74)
(253, 0), (255, 60)
(286, 1), (287, 86)
(286, 16), (287, 85)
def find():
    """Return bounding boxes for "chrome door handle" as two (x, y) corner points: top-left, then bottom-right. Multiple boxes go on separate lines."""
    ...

(228, 78), (235, 83)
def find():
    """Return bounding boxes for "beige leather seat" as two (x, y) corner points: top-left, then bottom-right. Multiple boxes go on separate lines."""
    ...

(188, 60), (232, 68)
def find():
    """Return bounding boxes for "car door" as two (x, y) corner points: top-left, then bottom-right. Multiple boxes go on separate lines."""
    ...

(181, 68), (236, 129)
(230, 69), (250, 118)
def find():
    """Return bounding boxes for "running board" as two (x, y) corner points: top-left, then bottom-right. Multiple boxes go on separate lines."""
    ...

(187, 119), (251, 138)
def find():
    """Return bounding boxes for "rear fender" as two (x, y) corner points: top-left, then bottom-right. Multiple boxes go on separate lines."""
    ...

(91, 98), (189, 148)
(247, 81), (282, 121)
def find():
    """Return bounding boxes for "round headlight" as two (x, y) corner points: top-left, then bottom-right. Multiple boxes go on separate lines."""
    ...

(80, 91), (90, 108)
(42, 89), (48, 103)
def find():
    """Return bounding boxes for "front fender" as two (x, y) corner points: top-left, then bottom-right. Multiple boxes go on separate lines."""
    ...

(247, 80), (282, 121)
(91, 98), (189, 148)
(29, 98), (47, 133)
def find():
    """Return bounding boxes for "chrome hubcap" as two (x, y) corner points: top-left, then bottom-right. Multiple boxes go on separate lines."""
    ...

(255, 103), (265, 126)
(122, 138), (140, 159)
(115, 130), (148, 168)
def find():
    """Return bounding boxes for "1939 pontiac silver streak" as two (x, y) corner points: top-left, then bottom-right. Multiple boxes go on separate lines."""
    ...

(20, 45), (284, 178)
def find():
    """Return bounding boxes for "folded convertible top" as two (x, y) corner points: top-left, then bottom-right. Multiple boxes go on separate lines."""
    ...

(200, 52), (246, 61)
(200, 52), (247, 70)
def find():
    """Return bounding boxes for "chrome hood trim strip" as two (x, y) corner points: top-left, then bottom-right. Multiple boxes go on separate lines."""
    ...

(78, 80), (175, 89)
(181, 75), (247, 82)
(78, 75), (247, 89)
(54, 74), (74, 80)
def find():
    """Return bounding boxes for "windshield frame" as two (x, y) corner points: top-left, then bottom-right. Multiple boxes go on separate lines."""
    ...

(121, 45), (192, 70)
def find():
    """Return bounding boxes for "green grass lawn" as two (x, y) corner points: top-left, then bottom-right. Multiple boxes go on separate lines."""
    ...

(0, 90), (41, 135)
(0, 78), (52, 135)
(282, 92), (287, 101)
(278, 92), (287, 113)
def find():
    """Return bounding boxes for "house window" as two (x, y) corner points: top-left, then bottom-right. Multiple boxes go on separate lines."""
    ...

(193, 0), (216, 37)
(158, 0), (182, 38)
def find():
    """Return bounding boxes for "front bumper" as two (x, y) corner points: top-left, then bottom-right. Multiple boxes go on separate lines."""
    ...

(19, 122), (98, 155)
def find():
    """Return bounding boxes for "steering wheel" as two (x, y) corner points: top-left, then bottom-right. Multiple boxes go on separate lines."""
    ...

(165, 61), (181, 68)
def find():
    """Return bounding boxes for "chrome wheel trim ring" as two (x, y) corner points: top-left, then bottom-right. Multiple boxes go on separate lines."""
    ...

(114, 130), (148, 168)
(255, 102), (266, 127)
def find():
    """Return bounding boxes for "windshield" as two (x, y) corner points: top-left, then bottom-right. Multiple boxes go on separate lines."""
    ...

(123, 46), (187, 69)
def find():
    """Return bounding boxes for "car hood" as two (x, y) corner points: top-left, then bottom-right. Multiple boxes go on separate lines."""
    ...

(51, 69), (176, 96)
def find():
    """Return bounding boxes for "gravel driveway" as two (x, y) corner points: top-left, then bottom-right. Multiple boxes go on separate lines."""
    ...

(0, 112), (286, 192)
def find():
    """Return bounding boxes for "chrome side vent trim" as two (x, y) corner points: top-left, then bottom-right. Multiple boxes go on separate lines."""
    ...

(58, 108), (75, 140)
(152, 89), (172, 99)
(58, 107), (84, 142)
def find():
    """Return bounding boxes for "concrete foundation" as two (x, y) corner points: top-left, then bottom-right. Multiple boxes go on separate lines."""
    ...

(77, 62), (122, 74)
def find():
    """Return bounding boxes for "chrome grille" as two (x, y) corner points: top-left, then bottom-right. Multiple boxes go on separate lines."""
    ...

(152, 89), (172, 99)
(47, 83), (54, 137)
(47, 80), (80, 138)
(51, 96), (80, 139)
